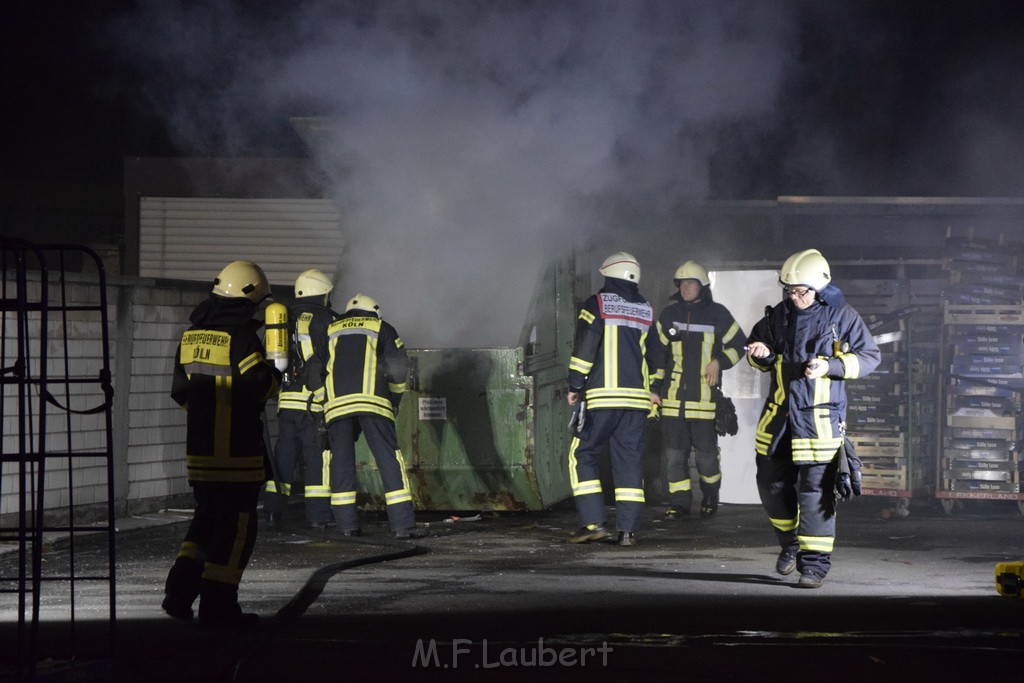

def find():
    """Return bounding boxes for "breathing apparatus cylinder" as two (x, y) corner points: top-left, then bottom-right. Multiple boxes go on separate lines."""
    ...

(264, 302), (289, 372)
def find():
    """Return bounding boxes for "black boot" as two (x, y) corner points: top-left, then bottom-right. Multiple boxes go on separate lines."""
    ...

(198, 580), (260, 630)
(700, 490), (719, 517)
(163, 556), (203, 622)
(776, 545), (799, 575)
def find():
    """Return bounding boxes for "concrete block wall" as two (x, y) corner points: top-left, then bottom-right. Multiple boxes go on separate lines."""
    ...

(122, 282), (207, 512)
(0, 270), (268, 523)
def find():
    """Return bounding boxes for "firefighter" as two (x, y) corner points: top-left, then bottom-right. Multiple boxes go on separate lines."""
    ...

(650, 260), (746, 519)
(566, 252), (659, 547)
(162, 260), (280, 628)
(264, 268), (339, 530)
(745, 249), (880, 588)
(323, 294), (425, 539)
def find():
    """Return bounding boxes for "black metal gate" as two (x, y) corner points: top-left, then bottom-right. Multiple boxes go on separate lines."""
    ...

(0, 236), (116, 678)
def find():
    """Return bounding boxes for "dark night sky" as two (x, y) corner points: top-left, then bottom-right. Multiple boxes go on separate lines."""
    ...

(3, 1), (1024, 245)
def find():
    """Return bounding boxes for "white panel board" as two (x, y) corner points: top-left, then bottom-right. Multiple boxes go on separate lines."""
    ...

(708, 270), (778, 505)
(139, 197), (344, 287)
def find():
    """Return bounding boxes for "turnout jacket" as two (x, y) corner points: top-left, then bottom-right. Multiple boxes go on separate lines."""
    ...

(567, 278), (657, 411)
(277, 297), (338, 413)
(650, 290), (746, 419)
(324, 310), (408, 423)
(745, 284), (881, 464)
(171, 296), (281, 484)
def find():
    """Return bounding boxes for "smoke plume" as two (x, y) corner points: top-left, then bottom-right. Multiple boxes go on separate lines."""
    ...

(110, 1), (798, 346)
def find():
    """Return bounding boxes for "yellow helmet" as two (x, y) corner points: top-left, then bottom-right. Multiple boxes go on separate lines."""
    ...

(673, 260), (709, 286)
(345, 293), (381, 317)
(599, 252), (641, 284)
(779, 249), (831, 291)
(212, 261), (270, 303)
(294, 268), (333, 298)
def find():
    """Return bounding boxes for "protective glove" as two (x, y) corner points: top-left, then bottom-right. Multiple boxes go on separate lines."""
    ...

(714, 392), (739, 437)
(834, 438), (863, 502)
(568, 401), (582, 433)
(836, 472), (853, 502)
(848, 447), (863, 497)
(309, 408), (326, 433)
(312, 411), (329, 451)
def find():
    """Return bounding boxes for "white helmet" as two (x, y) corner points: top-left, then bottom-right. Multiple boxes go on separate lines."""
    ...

(345, 293), (381, 317)
(779, 249), (831, 291)
(294, 268), (333, 298)
(599, 252), (641, 284)
(212, 261), (270, 303)
(673, 260), (709, 286)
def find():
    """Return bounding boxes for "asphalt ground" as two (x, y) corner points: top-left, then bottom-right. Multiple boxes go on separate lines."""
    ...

(2, 495), (1024, 681)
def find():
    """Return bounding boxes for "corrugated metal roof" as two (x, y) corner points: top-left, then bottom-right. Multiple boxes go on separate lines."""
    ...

(140, 197), (344, 285)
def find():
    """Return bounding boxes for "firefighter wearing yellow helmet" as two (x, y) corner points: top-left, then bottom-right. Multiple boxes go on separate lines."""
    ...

(163, 260), (280, 627)
(565, 251), (658, 547)
(649, 260), (746, 519)
(745, 249), (880, 588)
(323, 294), (423, 538)
(264, 268), (341, 531)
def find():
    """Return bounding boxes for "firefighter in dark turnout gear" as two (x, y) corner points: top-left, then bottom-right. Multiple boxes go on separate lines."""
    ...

(745, 249), (880, 588)
(162, 260), (280, 628)
(650, 261), (745, 518)
(324, 294), (424, 538)
(264, 268), (339, 529)
(566, 252), (659, 547)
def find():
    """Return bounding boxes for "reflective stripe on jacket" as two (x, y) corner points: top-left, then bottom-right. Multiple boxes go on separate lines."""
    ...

(745, 286), (881, 464)
(567, 281), (657, 412)
(278, 298), (337, 413)
(171, 298), (279, 484)
(650, 294), (746, 419)
(324, 312), (408, 423)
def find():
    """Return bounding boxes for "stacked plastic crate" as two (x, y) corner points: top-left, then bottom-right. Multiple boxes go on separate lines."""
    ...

(938, 232), (1024, 513)
(846, 310), (935, 496)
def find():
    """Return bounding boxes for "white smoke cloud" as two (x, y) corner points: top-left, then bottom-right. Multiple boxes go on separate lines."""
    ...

(113, 1), (797, 346)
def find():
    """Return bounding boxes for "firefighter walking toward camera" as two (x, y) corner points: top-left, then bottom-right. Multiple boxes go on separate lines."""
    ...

(745, 249), (880, 588)
(264, 268), (339, 530)
(162, 260), (281, 628)
(650, 260), (746, 519)
(323, 294), (425, 539)
(566, 252), (660, 547)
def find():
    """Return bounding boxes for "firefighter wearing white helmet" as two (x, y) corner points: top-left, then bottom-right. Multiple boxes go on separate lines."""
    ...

(745, 249), (880, 588)
(212, 260), (271, 303)
(673, 260), (709, 286)
(565, 252), (658, 547)
(599, 251), (642, 283)
(323, 294), (423, 538)
(779, 248), (831, 292)
(163, 261), (280, 628)
(345, 293), (381, 316)
(649, 260), (746, 519)
(264, 268), (340, 531)
(294, 268), (334, 300)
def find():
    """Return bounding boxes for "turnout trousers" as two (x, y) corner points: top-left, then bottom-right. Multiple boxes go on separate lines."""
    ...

(264, 408), (332, 523)
(662, 418), (720, 510)
(755, 439), (836, 578)
(326, 414), (415, 532)
(568, 408), (647, 533)
(165, 481), (260, 616)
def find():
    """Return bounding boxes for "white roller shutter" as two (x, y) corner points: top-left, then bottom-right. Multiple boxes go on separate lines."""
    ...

(139, 197), (344, 286)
